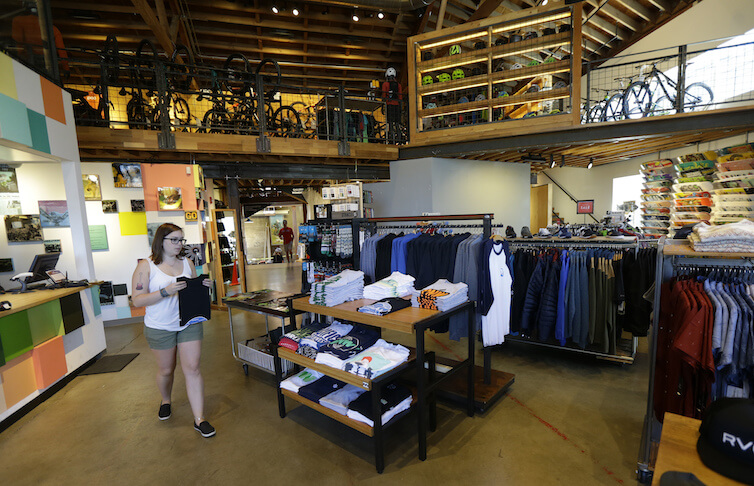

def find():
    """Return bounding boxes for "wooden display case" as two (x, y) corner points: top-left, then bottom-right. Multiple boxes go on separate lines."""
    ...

(407, 4), (583, 146)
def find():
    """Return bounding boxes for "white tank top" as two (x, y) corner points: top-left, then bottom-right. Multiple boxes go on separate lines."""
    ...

(144, 257), (192, 331)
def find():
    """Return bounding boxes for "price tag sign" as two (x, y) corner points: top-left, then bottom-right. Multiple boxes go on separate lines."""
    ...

(185, 210), (198, 222)
(576, 200), (594, 214)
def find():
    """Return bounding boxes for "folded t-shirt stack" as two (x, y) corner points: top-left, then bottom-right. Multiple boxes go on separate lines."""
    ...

(688, 219), (754, 252)
(296, 321), (353, 359)
(412, 279), (469, 311)
(314, 325), (380, 369)
(357, 297), (412, 316)
(319, 384), (366, 415)
(363, 271), (416, 300)
(278, 321), (327, 352)
(309, 269), (365, 307)
(298, 375), (346, 403)
(345, 382), (413, 427)
(343, 339), (411, 379)
(279, 368), (324, 393)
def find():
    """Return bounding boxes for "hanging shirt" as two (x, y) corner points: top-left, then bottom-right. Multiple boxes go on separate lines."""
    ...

(481, 241), (512, 346)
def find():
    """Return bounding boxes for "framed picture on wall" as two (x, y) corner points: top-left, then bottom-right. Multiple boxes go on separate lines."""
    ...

(4, 214), (43, 241)
(185, 243), (206, 267)
(147, 222), (161, 246)
(0, 193), (22, 215)
(44, 239), (61, 253)
(131, 200), (145, 212)
(0, 258), (13, 273)
(83, 174), (102, 201)
(0, 168), (19, 193)
(38, 200), (69, 227)
(112, 163), (143, 188)
(158, 187), (183, 210)
(102, 200), (118, 213)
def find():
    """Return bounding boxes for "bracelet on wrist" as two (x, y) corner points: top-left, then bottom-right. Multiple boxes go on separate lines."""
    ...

(160, 288), (169, 298)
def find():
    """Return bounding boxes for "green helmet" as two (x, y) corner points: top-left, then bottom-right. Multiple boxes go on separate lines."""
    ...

(449, 44), (461, 55)
(544, 56), (557, 63)
(451, 68), (465, 80)
(422, 75), (434, 85)
(437, 72), (451, 83)
(527, 59), (541, 67)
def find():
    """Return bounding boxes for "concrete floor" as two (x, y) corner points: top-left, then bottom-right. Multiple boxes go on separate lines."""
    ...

(0, 262), (650, 484)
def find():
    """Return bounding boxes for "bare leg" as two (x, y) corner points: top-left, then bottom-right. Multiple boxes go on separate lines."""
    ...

(151, 347), (177, 405)
(177, 339), (205, 425)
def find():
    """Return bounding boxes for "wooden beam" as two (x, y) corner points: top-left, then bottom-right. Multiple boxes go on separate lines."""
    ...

(645, 0), (674, 12)
(615, 0), (654, 22)
(436, 0), (449, 31)
(585, 0), (641, 31)
(466, 0), (505, 23)
(130, 0), (176, 57)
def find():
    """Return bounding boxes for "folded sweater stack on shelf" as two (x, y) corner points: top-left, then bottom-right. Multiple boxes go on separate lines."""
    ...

(309, 269), (364, 306)
(363, 271), (416, 299)
(280, 369), (412, 427)
(411, 279), (468, 311)
(689, 219), (754, 252)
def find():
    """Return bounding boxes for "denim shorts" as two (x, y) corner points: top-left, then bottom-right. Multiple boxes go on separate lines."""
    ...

(144, 323), (203, 350)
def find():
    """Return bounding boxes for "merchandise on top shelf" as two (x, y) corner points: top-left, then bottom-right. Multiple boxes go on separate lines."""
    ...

(668, 153), (718, 235)
(640, 159), (674, 236)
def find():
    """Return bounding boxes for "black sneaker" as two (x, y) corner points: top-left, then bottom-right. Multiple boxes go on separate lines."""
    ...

(158, 403), (171, 421)
(505, 226), (517, 239)
(194, 420), (216, 438)
(521, 226), (533, 238)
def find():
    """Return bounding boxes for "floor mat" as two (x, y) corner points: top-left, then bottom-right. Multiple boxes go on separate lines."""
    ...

(79, 353), (139, 375)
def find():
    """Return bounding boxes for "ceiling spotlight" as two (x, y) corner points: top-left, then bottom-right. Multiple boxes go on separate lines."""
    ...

(378, 11), (384, 19)
(292, 7), (299, 15)
(550, 155), (557, 169)
(542, 0), (549, 5)
(352, 11), (360, 22)
(560, 155), (565, 168)
(587, 158), (594, 169)
(271, 5), (279, 14)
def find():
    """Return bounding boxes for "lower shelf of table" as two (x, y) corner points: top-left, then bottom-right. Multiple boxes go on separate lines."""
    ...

(280, 388), (418, 437)
(433, 357), (516, 413)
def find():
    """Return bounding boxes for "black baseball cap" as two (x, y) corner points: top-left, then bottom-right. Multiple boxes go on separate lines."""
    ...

(696, 398), (754, 485)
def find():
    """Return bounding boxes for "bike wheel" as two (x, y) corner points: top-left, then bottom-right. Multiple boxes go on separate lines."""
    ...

(127, 97), (146, 129)
(683, 82), (713, 112)
(587, 104), (604, 123)
(622, 81), (651, 119)
(651, 96), (675, 116)
(169, 44), (195, 91)
(272, 106), (303, 138)
(172, 97), (191, 128)
(102, 35), (120, 85)
(135, 39), (159, 89)
(203, 109), (231, 134)
(603, 94), (624, 122)
(222, 52), (251, 94)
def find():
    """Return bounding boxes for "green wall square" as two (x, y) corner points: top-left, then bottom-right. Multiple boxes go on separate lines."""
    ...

(0, 311), (34, 362)
(0, 335), (5, 367)
(27, 108), (50, 154)
(27, 300), (64, 345)
(0, 92), (32, 147)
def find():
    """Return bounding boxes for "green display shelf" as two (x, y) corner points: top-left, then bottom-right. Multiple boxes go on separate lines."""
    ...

(0, 311), (34, 362)
(27, 301), (64, 346)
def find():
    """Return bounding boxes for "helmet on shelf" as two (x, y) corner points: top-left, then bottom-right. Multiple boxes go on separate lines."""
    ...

(475, 93), (486, 101)
(511, 63), (523, 70)
(421, 51), (434, 61)
(473, 41), (487, 50)
(527, 59), (541, 67)
(449, 44), (462, 55)
(553, 80), (568, 89)
(495, 37), (509, 46)
(451, 68), (465, 80)
(385, 67), (397, 78)
(437, 72), (451, 82)
(524, 31), (538, 40)
(422, 74), (434, 85)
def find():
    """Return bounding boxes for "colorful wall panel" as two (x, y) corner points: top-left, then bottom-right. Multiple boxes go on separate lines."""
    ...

(0, 312), (34, 362)
(1, 352), (36, 409)
(141, 163), (198, 212)
(32, 336), (67, 390)
(27, 301), (64, 345)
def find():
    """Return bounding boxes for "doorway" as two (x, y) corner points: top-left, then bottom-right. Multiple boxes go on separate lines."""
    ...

(530, 184), (550, 231)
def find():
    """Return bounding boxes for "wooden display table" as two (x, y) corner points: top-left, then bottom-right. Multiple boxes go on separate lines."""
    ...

(1, 285), (94, 316)
(652, 413), (747, 485)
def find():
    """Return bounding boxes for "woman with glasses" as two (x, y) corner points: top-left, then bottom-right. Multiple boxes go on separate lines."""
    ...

(131, 223), (215, 438)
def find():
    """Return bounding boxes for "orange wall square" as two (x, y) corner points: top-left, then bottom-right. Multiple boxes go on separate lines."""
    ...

(141, 163), (198, 212)
(32, 336), (67, 390)
(40, 77), (66, 125)
(1, 352), (37, 409)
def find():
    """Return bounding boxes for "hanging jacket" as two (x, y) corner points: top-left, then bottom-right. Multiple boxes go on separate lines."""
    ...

(520, 254), (547, 335)
(537, 253), (561, 341)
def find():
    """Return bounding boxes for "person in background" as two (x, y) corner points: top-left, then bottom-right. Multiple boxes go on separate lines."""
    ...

(381, 67), (403, 144)
(131, 223), (215, 438)
(278, 219), (295, 262)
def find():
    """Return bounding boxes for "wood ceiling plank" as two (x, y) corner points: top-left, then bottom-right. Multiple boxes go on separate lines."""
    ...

(130, 0), (176, 58)
(614, 0), (654, 22)
(645, 0), (674, 13)
(585, 0), (641, 32)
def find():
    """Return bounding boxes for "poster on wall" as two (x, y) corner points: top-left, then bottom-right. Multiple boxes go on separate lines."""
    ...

(0, 168), (19, 192)
(147, 222), (161, 246)
(89, 225), (109, 250)
(38, 200), (70, 227)
(44, 239), (61, 253)
(158, 187), (183, 210)
(4, 214), (43, 241)
(185, 243), (206, 267)
(102, 200), (118, 213)
(0, 193), (21, 215)
(270, 215), (284, 245)
(99, 281), (114, 306)
(131, 199), (145, 212)
(112, 163), (143, 188)
(0, 258), (13, 273)
(83, 174), (102, 201)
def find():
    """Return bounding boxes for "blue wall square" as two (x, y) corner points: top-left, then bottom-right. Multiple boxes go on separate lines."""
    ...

(0, 93), (32, 147)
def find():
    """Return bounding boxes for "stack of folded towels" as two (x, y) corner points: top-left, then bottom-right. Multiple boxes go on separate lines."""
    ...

(689, 219), (754, 252)
(412, 279), (469, 311)
(363, 271), (416, 299)
(309, 269), (365, 307)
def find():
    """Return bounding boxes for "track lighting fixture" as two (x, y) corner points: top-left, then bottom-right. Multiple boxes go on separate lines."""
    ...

(292, 7), (299, 15)
(587, 158), (594, 169)
(352, 10), (359, 22)
(271, 5), (279, 14)
(550, 156), (557, 169)
(378, 11), (384, 19)
(541, 0), (549, 5)
(560, 155), (565, 168)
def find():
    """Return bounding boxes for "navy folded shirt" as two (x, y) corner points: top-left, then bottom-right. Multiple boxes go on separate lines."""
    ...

(177, 274), (210, 327)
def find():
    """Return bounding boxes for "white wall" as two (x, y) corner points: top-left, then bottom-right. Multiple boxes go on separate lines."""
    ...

(364, 157), (531, 228)
(542, 132), (752, 223)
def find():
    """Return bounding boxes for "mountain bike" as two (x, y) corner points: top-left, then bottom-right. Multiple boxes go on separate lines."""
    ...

(622, 57), (713, 119)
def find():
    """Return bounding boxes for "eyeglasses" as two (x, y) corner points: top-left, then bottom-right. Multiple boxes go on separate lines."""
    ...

(164, 237), (187, 245)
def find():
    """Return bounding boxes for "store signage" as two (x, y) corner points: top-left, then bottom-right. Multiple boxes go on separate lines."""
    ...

(576, 200), (594, 214)
(185, 210), (198, 221)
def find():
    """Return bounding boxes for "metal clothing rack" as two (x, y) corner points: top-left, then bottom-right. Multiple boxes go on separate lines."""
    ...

(354, 214), (515, 412)
(503, 238), (653, 365)
(636, 238), (754, 484)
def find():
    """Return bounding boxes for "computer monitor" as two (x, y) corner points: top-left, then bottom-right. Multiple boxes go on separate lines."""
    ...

(27, 252), (61, 284)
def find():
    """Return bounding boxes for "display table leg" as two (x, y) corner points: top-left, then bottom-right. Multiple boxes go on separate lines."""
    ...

(416, 328), (427, 461)
(373, 383), (385, 473)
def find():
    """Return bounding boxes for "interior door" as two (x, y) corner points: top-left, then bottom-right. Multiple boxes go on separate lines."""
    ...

(530, 184), (549, 232)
